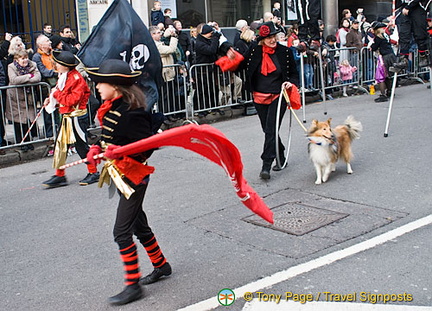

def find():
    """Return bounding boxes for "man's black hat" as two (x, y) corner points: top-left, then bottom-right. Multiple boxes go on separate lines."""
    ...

(50, 35), (62, 49)
(85, 59), (142, 85)
(52, 50), (79, 67)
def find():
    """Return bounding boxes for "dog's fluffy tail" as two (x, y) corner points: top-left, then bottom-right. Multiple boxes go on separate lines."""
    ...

(344, 115), (363, 140)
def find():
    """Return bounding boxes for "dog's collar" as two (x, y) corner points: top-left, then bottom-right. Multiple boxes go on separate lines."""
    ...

(307, 136), (337, 146)
(307, 137), (322, 145)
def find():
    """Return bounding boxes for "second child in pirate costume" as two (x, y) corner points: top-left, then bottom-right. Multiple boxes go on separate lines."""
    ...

(42, 50), (99, 188)
(85, 59), (171, 306)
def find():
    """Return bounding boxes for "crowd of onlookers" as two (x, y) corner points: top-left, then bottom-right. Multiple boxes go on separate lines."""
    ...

(0, 0), (431, 150)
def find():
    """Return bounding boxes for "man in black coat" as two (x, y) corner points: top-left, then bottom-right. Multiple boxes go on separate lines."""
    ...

(193, 24), (222, 116)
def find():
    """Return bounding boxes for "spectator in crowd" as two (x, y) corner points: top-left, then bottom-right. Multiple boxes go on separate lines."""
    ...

(235, 28), (256, 56)
(286, 24), (299, 47)
(5, 49), (41, 149)
(276, 32), (287, 45)
(370, 22), (397, 102)
(32, 34), (59, 138)
(216, 42), (244, 107)
(273, 2), (282, 18)
(0, 32), (12, 60)
(339, 59), (357, 96)
(289, 38), (302, 81)
(42, 23), (53, 38)
(318, 20), (325, 43)
(356, 8), (365, 22)
(50, 35), (63, 51)
(321, 34), (338, 100)
(173, 20), (191, 63)
(164, 8), (174, 28)
(0, 62), (5, 149)
(189, 27), (198, 64)
(341, 9), (355, 22)
(345, 19), (363, 80)
(263, 12), (274, 23)
(303, 47), (319, 91)
(59, 24), (80, 54)
(193, 24), (222, 116)
(234, 19), (248, 46)
(0, 32), (12, 147)
(151, 1), (165, 26)
(243, 21), (299, 179)
(150, 25), (180, 119)
(337, 18), (351, 63)
(42, 50), (99, 188)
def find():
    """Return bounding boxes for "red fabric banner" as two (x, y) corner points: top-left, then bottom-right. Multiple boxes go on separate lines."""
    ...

(111, 124), (274, 224)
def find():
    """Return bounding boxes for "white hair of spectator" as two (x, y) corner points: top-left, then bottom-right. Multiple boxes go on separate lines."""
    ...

(263, 12), (274, 22)
(235, 19), (248, 31)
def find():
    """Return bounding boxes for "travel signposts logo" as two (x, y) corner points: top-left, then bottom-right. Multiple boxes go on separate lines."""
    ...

(218, 288), (235, 306)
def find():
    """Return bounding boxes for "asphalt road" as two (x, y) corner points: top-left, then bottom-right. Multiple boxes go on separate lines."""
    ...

(1, 82), (431, 311)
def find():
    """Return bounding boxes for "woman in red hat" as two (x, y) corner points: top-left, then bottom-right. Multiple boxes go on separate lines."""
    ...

(243, 21), (299, 180)
(85, 59), (170, 305)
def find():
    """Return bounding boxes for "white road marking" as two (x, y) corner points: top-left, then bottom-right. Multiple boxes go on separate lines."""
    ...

(242, 301), (432, 311)
(178, 215), (432, 311)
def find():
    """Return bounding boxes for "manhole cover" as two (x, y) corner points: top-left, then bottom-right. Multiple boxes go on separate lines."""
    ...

(243, 202), (349, 236)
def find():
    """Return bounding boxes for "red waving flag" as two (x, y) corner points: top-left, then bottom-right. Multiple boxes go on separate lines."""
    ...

(110, 124), (274, 224)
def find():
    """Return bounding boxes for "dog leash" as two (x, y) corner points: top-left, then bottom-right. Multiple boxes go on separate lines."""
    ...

(282, 88), (308, 132)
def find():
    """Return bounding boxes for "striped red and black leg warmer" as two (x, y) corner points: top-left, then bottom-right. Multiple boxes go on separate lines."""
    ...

(119, 242), (141, 286)
(142, 234), (167, 268)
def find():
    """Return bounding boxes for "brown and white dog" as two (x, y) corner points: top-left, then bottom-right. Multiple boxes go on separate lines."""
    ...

(307, 116), (363, 184)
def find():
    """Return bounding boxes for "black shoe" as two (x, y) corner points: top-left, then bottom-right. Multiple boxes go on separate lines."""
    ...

(259, 160), (272, 180)
(140, 262), (172, 285)
(79, 172), (100, 186)
(108, 284), (143, 305)
(374, 95), (389, 103)
(272, 156), (286, 171)
(42, 175), (68, 188)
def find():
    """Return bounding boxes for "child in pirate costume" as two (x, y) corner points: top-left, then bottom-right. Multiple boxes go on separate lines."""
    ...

(42, 51), (99, 188)
(85, 59), (171, 305)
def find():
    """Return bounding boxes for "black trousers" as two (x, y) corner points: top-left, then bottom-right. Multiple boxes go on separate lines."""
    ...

(397, 7), (429, 54)
(296, 0), (321, 42)
(114, 183), (154, 248)
(254, 97), (286, 162)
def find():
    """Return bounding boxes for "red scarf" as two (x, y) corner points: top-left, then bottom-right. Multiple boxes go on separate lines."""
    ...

(97, 95), (122, 126)
(261, 45), (276, 76)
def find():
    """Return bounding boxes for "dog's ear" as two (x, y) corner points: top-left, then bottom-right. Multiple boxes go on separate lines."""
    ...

(311, 119), (318, 127)
(327, 118), (332, 126)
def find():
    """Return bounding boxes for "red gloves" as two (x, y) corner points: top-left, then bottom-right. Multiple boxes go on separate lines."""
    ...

(86, 145), (102, 166)
(104, 144), (121, 160)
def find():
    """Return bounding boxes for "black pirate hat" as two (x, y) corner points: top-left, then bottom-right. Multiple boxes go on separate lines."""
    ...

(257, 21), (281, 41)
(52, 50), (79, 67)
(85, 59), (141, 85)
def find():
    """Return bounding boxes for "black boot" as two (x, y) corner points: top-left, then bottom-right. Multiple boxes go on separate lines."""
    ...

(108, 284), (143, 305)
(259, 159), (273, 180)
(273, 154), (286, 171)
(140, 262), (172, 285)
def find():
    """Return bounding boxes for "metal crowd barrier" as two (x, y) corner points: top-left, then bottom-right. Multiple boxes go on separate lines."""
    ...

(0, 82), (55, 151)
(156, 46), (429, 123)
